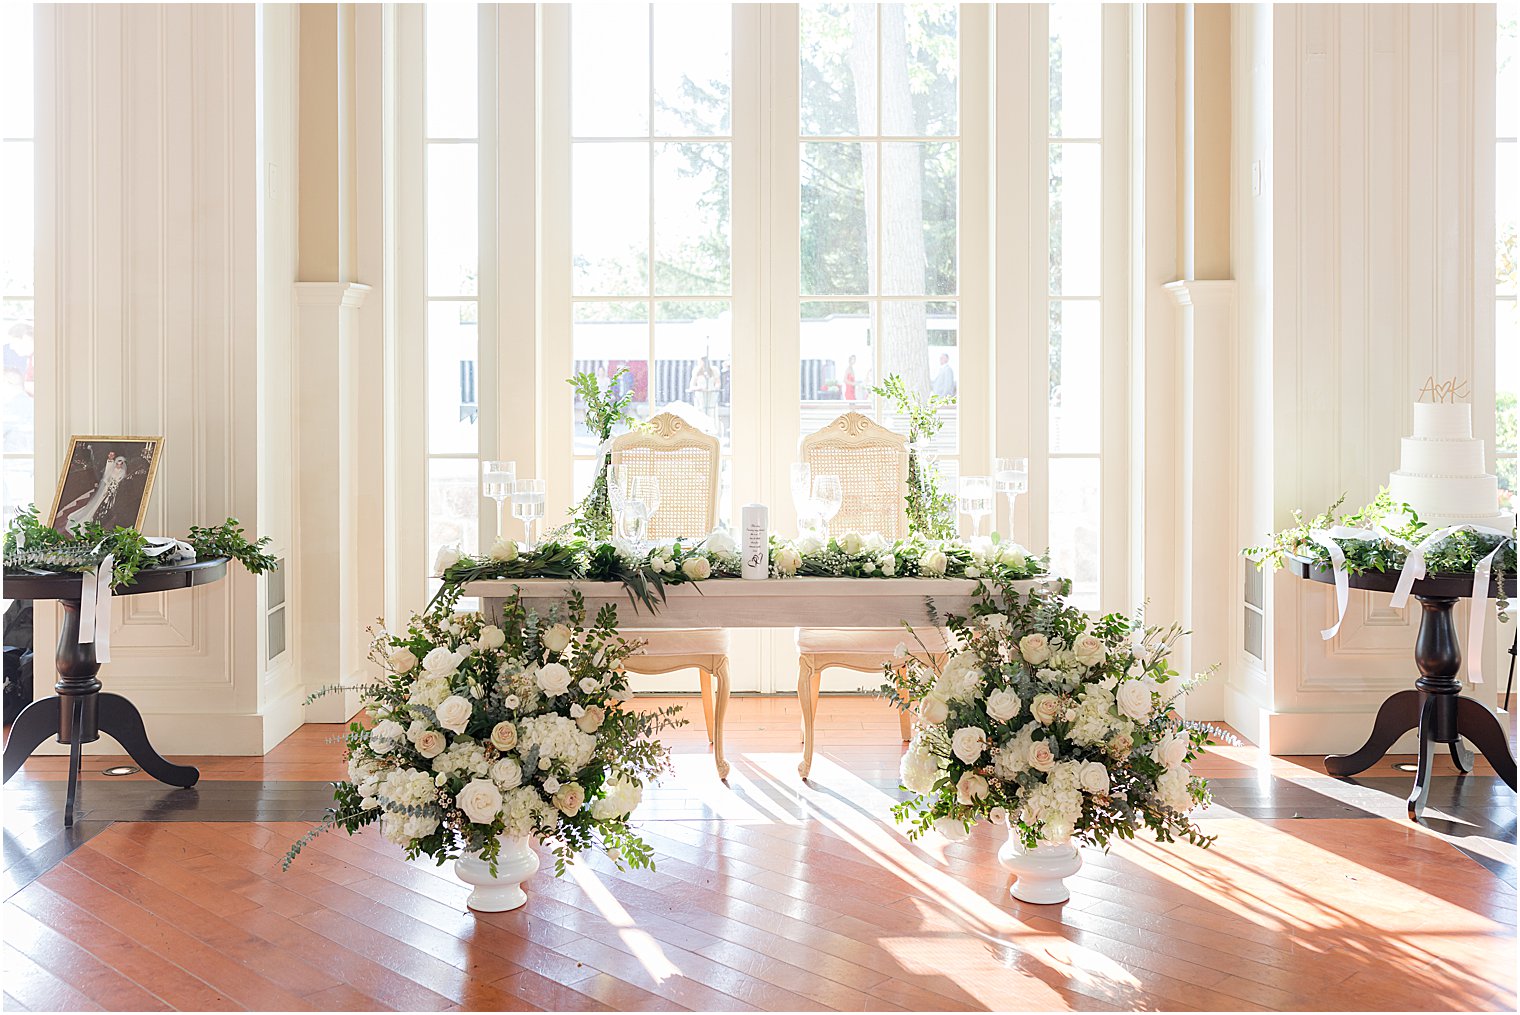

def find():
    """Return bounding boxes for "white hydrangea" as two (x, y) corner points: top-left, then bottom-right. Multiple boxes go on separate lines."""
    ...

(518, 714), (597, 772)
(1156, 767), (1195, 811)
(500, 785), (556, 838)
(900, 740), (943, 795)
(407, 674), (451, 711)
(431, 739), (490, 780)
(590, 774), (644, 819)
(378, 768), (440, 845)
(932, 653), (986, 703)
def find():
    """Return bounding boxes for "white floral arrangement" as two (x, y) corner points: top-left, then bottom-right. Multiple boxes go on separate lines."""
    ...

(889, 586), (1217, 851)
(431, 529), (1048, 615)
(287, 590), (684, 875)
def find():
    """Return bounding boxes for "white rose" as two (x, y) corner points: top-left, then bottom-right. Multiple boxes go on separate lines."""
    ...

(878, 556), (896, 577)
(681, 556), (712, 580)
(537, 661), (572, 696)
(576, 704), (606, 734)
(704, 529), (737, 555)
(1154, 734), (1190, 769)
(775, 546), (802, 575)
(988, 805), (1009, 826)
(369, 719), (404, 752)
(796, 533), (824, 555)
(489, 721), (518, 752)
(985, 688), (1022, 723)
(456, 779), (503, 824)
(433, 545), (463, 575)
(579, 676), (600, 694)
(414, 729), (446, 758)
(421, 646), (458, 676)
(553, 782), (586, 816)
(541, 624), (573, 654)
(951, 726), (988, 764)
(1018, 634), (1052, 665)
(998, 543), (1028, 570)
(919, 696), (950, 725)
(388, 648), (418, 674)
(489, 537), (519, 563)
(543, 775), (561, 794)
(1116, 681), (1153, 721)
(920, 549), (948, 576)
(490, 757), (522, 789)
(476, 625), (505, 651)
(863, 532), (888, 553)
(840, 532), (864, 555)
(899, 743), (942, 795)
(1030, 693), (1062, 726)
(955, 771), (990, 805)
(1072, 634), (1106, 668)
(933, 816), (970, 843)
(1026, 738), (1056, 772)
(1078, 761), (1111, 795)
(435, 695), (473, 734)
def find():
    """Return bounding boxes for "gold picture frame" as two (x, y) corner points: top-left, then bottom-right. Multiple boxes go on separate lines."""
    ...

(47, 435), (165, 536)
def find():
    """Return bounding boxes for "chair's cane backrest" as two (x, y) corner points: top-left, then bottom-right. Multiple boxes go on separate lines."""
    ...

(799, 412), (910, 539)
(609, 412), (721, 539)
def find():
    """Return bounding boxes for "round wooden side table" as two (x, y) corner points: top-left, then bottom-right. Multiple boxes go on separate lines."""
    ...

(1291, 557), (1517, 819)
(2, 557), (229, 826)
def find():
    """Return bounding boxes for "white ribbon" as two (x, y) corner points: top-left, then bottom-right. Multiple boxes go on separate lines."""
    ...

(1388, 523), (1514, 685)
(78, 552), (114, 663)
(142, 537), (196, 563)
(1308, 525), (1379, 640)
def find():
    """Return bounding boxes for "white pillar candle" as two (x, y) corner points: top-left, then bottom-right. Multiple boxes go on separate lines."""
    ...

(741, 504), (769, 580)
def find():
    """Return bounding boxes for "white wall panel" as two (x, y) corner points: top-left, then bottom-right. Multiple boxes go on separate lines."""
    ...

(33, 4), (300, 754)
(1238, 4), (1500, 753)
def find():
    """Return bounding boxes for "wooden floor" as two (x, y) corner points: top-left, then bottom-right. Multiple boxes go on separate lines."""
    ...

(3, 696), (1516, 1012)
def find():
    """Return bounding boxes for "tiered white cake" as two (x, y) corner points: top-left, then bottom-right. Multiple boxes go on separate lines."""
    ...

(1388, 402), (1513, 529)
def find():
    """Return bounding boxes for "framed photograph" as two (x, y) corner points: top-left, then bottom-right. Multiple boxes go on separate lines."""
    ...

(47, 435), (165, 536)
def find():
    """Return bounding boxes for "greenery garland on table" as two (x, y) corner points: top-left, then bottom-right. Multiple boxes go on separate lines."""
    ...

(1243, 490), (1515, 617)
(433, 529), (1050, 615)
(3, 504), (277, 586)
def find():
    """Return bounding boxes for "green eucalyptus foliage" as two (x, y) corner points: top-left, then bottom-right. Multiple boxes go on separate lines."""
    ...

(567, 368), (637, 541)
(871, 373), (957, 539)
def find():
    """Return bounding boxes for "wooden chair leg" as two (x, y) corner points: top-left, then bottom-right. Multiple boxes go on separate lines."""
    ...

(798, 655), (821, 779)
(712, 656), (731, 781)
(697, 668), (716, 743)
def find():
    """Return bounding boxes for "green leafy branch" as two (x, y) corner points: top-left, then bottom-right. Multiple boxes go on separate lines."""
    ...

(871, 373), (957, 538)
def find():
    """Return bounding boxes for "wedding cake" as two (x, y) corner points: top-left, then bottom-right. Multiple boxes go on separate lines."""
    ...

(1388, 402), (1513, 529)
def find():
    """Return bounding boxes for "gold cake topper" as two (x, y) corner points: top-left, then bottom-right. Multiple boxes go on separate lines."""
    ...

(1416, 375), (1470, 403)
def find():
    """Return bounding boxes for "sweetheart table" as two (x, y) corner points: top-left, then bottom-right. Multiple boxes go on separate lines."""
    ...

(466, 577), (1050, 781)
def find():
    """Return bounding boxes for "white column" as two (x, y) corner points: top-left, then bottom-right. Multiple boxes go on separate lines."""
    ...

(293, 283), (371, 722)
(1165, 281), (1236, 721)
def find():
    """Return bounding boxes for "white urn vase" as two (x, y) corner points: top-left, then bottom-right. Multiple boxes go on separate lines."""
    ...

(998, 828), (1082, 904)
(455, 835), (540, 912)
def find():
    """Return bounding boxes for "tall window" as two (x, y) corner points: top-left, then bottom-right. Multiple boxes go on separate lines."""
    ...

(1045, 5), (1104, 608)
(424, 5), (483, 584)
(1498, 3), (1518, 515)
(569, 3), (734, 521)
(2, 3), (35, 526)
(798, 4), (961, 477)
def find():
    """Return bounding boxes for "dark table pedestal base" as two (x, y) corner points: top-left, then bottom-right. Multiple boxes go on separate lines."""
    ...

(1325, 595), (1518, 820)
(1, 599), (198, 826)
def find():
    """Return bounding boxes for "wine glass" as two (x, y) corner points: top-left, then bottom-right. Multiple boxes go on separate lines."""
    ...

(994, 456), (1029, 537)
(790, 462), (816, 535)
(958, 476), (994, 539)
(811, 474), (843, 541)
(624, 476), (660, 551)
(483, 460), (516, 537)
(606, 465), (628, 541)
(511, 479), (546, 550)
